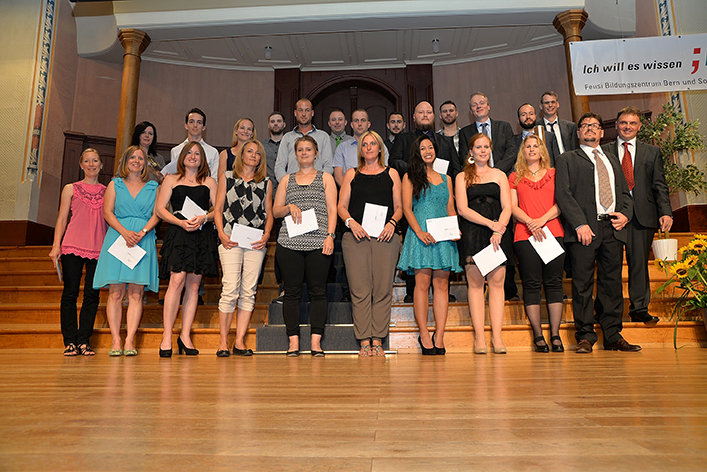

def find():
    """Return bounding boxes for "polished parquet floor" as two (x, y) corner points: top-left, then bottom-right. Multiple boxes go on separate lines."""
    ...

(1, 348), (707, 471)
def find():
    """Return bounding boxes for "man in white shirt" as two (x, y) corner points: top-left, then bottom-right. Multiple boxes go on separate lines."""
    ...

(332, 109), (389, 186)
(540, 91), (578, 154)
(555, 112), (639, 353)
(162, 108), (220, 182)
(274, 98), (334, 182)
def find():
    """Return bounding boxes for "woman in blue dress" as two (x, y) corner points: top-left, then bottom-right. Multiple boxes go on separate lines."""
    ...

(398, 136), (461, 355)
(93, 145), (160, 356)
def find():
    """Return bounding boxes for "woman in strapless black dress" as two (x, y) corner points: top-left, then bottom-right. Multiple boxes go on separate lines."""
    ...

(155, 141), (219, 357)
(455, 133), (512, 355)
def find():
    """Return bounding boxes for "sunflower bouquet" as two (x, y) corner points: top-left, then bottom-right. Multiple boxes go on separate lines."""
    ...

(656, 234), (707, 347)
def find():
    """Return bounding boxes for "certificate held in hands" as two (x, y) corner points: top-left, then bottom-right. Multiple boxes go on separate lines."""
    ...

(230, 223), (264, 249)
(362, 203), (388, 238)
(108, 235), (147, 270)
(425, 215), (460, 242)
(284, 208), (318, 237)
(472, 243), (507, 277)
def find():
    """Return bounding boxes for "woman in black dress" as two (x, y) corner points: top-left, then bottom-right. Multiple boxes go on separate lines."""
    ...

(455, 134), (512, 354)
(155, 141), (219, 357)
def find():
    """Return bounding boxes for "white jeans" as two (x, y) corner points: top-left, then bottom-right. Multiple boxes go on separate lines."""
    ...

(217, 245), (266, 313)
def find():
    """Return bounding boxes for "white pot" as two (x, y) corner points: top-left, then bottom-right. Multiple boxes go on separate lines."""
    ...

(653, 238), (678, 261)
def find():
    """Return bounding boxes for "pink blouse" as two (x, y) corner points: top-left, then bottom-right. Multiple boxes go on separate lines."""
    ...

(60, 181), (107, 259)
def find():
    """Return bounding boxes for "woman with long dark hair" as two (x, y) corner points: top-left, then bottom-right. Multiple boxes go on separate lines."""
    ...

(397, 136), (461, 355)
(131, 121), (165, 183)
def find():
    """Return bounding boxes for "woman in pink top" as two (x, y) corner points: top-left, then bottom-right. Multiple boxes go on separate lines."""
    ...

(509, 135), (565, 353)
(49, 149), (107, 356)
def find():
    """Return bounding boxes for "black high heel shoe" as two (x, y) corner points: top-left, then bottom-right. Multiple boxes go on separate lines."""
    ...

(418, 336), (436, 356)
(177, 336), (199, 356)
(533, 335), (550, 353)
(159, 347), (172, 358)
(550, 335), (564, 352)
(432, 332), (445, 355)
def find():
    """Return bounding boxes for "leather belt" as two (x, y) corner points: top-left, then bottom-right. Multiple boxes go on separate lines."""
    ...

(597, 214), (614, 221)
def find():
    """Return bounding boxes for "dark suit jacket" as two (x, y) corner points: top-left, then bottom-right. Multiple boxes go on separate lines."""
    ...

(514, 131), (560, 168)
(544, 118), (579, 152)
(601, 140), (671, 228)
(459, 119), (516, 175)
(555, 147), (633, 244)
(389, 130), (461, 177)
(384, 137), (395, 155)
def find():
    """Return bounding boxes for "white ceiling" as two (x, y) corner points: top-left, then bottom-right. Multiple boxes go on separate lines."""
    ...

(71, 0), (636, 71)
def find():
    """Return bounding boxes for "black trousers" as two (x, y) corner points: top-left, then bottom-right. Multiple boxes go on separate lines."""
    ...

(276, 244), (331, 337)
(60, 254), (100, 346)
(514, 237), (565, 306)
(566, 220), (624, 345)
(624, 220), (656, 316)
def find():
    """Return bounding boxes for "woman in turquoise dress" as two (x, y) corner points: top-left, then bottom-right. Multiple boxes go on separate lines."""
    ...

(93, 145), (160, 356)
(398, 136), (461, 355)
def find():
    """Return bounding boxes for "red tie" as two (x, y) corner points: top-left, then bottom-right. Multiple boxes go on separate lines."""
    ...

(621, 142), (634, 191)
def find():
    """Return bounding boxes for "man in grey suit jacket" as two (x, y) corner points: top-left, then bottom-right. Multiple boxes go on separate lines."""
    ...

(459, 92), (517, 175)
(540, 91), (578, 153)
(555, 112), (640, 353)
(602, 106), (673, 326)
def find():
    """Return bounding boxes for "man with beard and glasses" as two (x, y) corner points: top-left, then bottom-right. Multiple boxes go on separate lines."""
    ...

(514, 103), (561, 167)
(555, 112), (640, 353)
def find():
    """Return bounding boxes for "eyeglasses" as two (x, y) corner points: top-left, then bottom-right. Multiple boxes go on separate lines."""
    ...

(579, 123), (601, 130)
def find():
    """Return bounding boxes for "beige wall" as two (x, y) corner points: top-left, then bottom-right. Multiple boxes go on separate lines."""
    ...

(0, 1), (42, 221)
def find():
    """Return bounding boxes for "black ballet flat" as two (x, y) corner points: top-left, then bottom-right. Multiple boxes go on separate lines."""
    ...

(533, 335), (550, 353)
(311, 350), (325, 357)
(418, 336), (436, 356)
(432, 332), (445, 355)
(286, 350), (300, 357)
(550, 335), (564, 352)
(177, 336), (199, 356)
(233, 347), (253, 357)
(216, 349), (231, 358)
(159, 348), (172, 358)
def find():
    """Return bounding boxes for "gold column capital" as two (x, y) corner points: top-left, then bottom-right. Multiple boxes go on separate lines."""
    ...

(118, 29), (151, 57)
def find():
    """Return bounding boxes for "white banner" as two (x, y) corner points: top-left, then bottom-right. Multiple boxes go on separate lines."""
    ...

(570, 34), (707, 96)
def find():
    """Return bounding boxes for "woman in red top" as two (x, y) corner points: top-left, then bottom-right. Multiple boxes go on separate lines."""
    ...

(509, 135), (565, 352)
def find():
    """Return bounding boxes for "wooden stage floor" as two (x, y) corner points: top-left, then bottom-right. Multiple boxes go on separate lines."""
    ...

(1, 348), (706, 471)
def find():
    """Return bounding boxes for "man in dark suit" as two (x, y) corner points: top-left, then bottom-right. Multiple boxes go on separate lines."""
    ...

(459, 92), (516, 175)
(389, 101), (461, 177)
(384, 112), (405, 154)
(540, 91), (578, 153)
(602, 106), (673, 326)
(514, 103), (561, 166)
(555, 112), (640, 353)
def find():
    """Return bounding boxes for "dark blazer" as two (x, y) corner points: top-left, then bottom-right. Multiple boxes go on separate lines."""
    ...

(555, 147), (633, 244)
(514, 130), (560, 168)
(459, 119), (516, 175)
(389, 130), (461, 177)
(601, 140), (671, 228)
(544, 118), (579, 152)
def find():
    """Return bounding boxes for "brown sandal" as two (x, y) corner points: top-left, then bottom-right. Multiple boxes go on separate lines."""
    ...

(63, 343), (79, 356)
(371, 344), (385, 357)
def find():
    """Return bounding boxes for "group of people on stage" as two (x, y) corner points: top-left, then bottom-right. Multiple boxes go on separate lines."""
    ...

(50, 90), (673, 358)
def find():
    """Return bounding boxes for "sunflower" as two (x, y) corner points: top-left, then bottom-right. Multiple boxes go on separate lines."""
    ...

(671, 261), (690, 278)
(688, 239), (706, 253)
(654, 259), (667, 270)
(684, 255), (699, 268)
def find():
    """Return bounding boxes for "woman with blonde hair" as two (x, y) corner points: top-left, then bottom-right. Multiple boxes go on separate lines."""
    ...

(49, 148), (107, 356)
(455, 134), (512, 354)
(218, 117), (257, 176)
(510, 134), (565, 352)
(93, 145), (160, 356)
(337, 131), (403, 356)
(214, 139), (273, 357)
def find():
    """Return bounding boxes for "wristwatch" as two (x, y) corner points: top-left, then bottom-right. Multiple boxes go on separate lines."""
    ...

(327, 232), (336, 239)
(141, 228), (148, 234)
